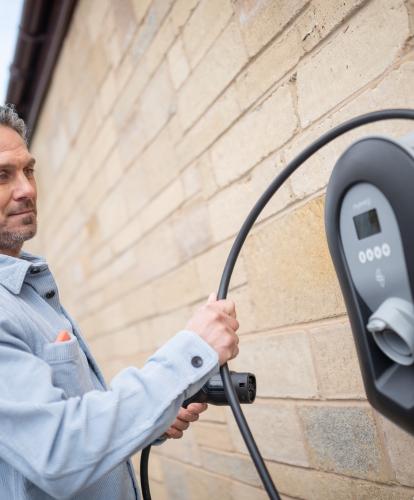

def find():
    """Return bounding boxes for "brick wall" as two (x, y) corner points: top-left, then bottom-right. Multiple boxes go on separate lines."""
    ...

(29, 0), (414, 498)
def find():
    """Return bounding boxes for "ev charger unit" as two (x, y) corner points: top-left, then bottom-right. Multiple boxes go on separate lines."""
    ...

(326, 132), (414, 436)
(140, 110), (414, 500)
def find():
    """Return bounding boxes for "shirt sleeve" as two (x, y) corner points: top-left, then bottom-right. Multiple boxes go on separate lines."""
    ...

(0, 314), (219, 500)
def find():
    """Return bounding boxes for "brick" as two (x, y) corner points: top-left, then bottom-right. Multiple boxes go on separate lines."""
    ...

(231, 482), (268, 500)
(176, 85), (241, 169)
(193, 422), (234, 452)
(109, 215), (143, 256)
(208, 149), (293, 243)
(132, 16), (176, 98)
(170, 0), (199, 34)
(139, 62), (175, 146)
(298, 0), (366, 52)
(297, 0), (409, 126)
(49, 122), (70, 172)
(85, 0), (111, 43)
(211, 85), (297, 188)
(110, 325), (140, 358)
(167, 114), (183, 145)
(198, 153), (218, 199)
(167, 37), (190, 89)
(117, 110), (148, 169)
(353, 481), (414, 500)
(287, 60), (414, 201)
(194, 239), (247, 298)
(171, 202), (213, 259)
(235, 24), (303, 110)
(147, 304), (192, 347)
(139, 115), (179, 186)
(227, 402), (309, 466)
(153, 260), (203, 313)
(161, 458), (191, 500)
(97, 185), (129, 241)
(199, 404), (227, 424)
(113, 0), (137, 55)
(121, 126), (179, 218)
(93, 299), (126, 335)
(407, 0), (414, 33)
(130, 0), (174, 66)
(101, 358), (128, 381)
(161, 460), (234, 500)
(120, 18), (175, 110)
(244, 196), (345, 330)
(378, 415), (414, 486)
(65, 70), (97, 141)
(267, 461), (355, 500)
(232, 330), (318, 397)
(234, 0), (307, 57)
(99, 70), (117, 117)
(177, 20), (248, 131)
(200, 447), (261, 487)
(180, 163), (202, 199)
(182, 0), (233, 68)
(88, 39), (111, 88)
(299, 405), (389, 480)
(138, 179), (185, 236)
(186, 465), (233, 500)
(88, 334), (115, 364)
(130, 0), (152, 25)
(120, 224), (181, 287)
(158, 428), (202, 466)
(309, 320), (365, 398)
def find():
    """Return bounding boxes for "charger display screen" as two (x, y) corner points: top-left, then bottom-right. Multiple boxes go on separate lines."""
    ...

(353, 209), (381, 240)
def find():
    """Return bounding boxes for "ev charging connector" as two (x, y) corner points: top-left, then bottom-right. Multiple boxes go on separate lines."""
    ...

(326, 132), (414, 435)
(183, 371), (256, 407)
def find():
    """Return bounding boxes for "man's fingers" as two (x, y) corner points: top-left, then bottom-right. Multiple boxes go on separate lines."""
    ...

(216, 299), (236, 318)
(185, 402), (208, 415)
(177, 403), (207, 422)
(165, 427), (183, 439)
(171, 418), (190, 432)
(207, 292), (217, 304)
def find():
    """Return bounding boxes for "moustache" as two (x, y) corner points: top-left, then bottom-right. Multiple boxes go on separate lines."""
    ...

(7, 201), (36, 216)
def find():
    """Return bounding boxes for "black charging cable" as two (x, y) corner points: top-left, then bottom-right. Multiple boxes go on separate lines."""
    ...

(140, 109), (414, 500)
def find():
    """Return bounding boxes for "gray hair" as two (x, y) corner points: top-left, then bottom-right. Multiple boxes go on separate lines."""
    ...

(0, 104), (28, 144)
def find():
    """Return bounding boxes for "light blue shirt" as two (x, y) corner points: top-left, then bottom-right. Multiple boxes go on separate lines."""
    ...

(0, 251), (219, 499)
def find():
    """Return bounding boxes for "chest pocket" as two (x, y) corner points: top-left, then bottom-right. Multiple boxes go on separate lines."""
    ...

(40, 337), (95, 398)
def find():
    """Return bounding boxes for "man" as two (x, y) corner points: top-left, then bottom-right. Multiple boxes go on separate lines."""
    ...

(0, 104), (239, 499)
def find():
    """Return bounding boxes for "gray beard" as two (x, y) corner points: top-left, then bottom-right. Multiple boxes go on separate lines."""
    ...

(0, 217), (37, 250)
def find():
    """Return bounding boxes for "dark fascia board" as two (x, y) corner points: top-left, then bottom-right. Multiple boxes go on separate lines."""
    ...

(6, 0), (78, 144)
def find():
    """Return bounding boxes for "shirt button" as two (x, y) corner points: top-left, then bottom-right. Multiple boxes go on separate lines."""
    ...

(45, 290), (56, 299)
(191, 356), (203, 368)
(30, 267), (41, 274)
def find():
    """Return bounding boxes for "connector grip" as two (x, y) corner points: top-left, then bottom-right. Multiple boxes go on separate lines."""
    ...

(183, 371), (256, 407)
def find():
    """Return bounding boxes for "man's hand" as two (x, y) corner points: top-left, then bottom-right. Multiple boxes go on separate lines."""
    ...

(164, 403), (208, 439)
(186, 293), (239, 365)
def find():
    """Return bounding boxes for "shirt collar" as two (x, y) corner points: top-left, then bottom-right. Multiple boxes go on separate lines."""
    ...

(0, 251), (47, 294)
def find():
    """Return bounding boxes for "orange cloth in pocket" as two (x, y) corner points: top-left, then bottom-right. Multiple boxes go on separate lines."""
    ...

(55, 330), (71, 342)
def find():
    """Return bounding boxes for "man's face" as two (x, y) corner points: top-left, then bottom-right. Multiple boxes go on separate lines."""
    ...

(0, 126), (37, 255)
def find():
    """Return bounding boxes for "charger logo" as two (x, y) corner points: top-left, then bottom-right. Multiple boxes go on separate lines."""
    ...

(353, 197), (372, 211)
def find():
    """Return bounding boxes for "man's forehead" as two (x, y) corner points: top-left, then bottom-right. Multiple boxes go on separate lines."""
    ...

(0, 126), (33, 164)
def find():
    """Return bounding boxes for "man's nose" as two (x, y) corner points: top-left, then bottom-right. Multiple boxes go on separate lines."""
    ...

(12, 172), (36, 200)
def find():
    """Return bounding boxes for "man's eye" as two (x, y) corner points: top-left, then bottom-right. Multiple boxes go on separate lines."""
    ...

(25, 168), (35, 177)
(0, 171), (10, 180)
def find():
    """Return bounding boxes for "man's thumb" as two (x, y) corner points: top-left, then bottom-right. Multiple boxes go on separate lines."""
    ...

(207, 292), (217, 304)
